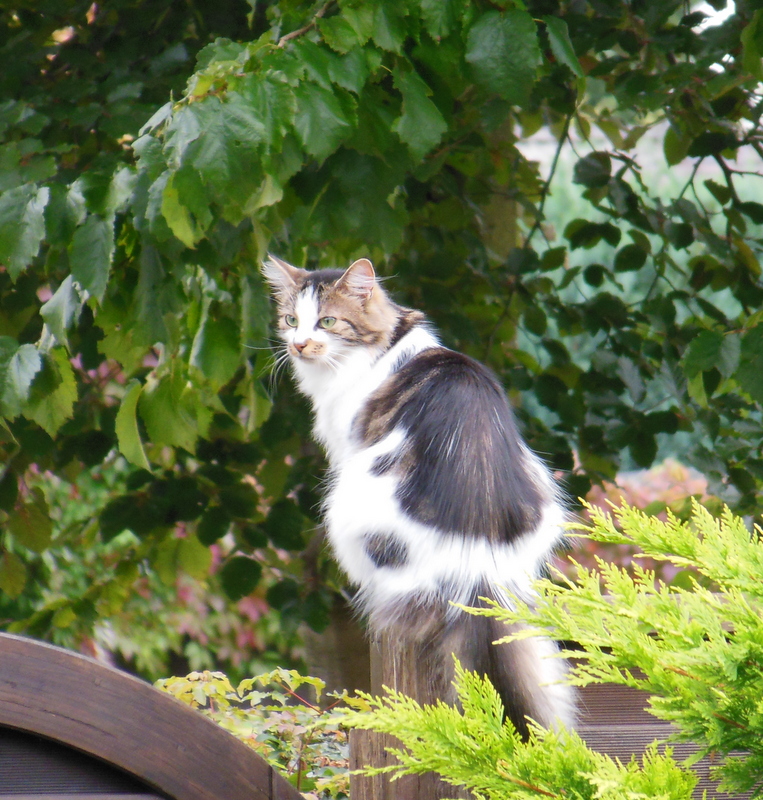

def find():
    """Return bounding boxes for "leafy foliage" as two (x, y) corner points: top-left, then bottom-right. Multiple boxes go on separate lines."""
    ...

(344, 502), (763, 798)
(1, 0), (763, 650)
(157, 667), (349, 798)
(343, 662), (696, 800)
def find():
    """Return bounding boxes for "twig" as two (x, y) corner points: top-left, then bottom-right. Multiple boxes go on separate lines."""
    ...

(496, 762), (562, 797)
(522, 111), (574, 249)
(713, 713), (747, 731)
(713, 154), (740, 205)
(277, 1), (332, 47)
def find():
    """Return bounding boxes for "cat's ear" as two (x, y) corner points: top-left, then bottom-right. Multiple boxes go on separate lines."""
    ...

(336, 258), (376, 301)
(261, 255), (307, 293)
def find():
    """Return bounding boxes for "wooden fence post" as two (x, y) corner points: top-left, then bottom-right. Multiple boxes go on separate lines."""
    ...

(349, 636), (468, 800)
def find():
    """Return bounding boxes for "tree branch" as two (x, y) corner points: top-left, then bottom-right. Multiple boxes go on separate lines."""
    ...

(277, 1), (333, 47)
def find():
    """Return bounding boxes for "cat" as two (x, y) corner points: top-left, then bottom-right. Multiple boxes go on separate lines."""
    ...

(262, 254), (575, 736)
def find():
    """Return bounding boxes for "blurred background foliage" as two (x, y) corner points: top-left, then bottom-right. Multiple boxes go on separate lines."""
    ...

(1, 0), (762, 681)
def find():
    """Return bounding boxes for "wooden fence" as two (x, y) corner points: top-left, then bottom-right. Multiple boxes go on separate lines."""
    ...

(0, 631), (751, 800)
(0, 632), (302, 800)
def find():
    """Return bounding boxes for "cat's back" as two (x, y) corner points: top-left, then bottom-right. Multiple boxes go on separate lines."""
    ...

(351, 345), (556, 543)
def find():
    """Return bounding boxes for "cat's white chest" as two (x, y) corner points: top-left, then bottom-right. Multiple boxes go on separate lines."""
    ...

(292, 349), (382, 463)
(291, 327), (440, 464)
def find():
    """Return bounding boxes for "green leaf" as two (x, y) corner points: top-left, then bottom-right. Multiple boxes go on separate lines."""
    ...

(0, 468), (18, 512)
(688, 131), (738, 157)
(704, 179), (732, 205)
(197, 505), (232, 546)
(116, 379), (151, 470)
(543, 16), (586, 96)
(741, 10), (763, 80)
(614, 243), (648, 272)
(0, 340), (42, 418)
(177, 534), (212, 580)
(665, 222), (694, 249)
(392, 67), (448, 160)
(465, 11), (540, 105)
(565, 219), (621, 250)
(663, 126), (691, 166)
(293, 82), (353, 162)
(737, 325), (763, 403)
(0, 184), (49, 279)
(737, 201), (763, 225)
(328, 49), (372, 95)
(0, 551), (27, 599)
(220, 556), (262, 601)
(163, 104), (203, 168)
(40, 275), (85, 348)
(541, 247), (567, 271)
(161, 171), (203, 248)
(219, 482), (259, 519)
(264, 499), (305, 550)
(139, 101), (172, 136)
(239, 74), (296, 154)
(683, 330), (740, 379)
(69, 214), (115, 303)
(24, 348), (77, 436)
(44, 181), (87, 246)
(138, 363), (199, 452)
(319, 16), (359, 53)
(100, 493), (162, 540)
(372, 1), (407, 53)
(152, 537), (182, 586)
(190, 310), (241, 390)
(420, 0), (463, 38)
(7, 489), (52, 553)
(344, 6), (375, 44)
(573, 152), (611, 188)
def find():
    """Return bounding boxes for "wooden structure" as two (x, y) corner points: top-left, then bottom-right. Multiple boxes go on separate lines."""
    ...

(0, 633), (303, 800)
(350, 639), (752, 800)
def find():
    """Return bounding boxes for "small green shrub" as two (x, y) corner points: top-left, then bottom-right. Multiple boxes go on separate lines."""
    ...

(341, 501), (763, 799)
(156, 668), (349, 799)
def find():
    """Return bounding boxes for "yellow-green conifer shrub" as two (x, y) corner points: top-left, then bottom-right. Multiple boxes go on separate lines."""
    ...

(343, 501), (763, 799)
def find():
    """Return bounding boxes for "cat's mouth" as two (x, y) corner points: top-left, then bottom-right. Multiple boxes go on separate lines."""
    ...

(289, 341), (327, 360)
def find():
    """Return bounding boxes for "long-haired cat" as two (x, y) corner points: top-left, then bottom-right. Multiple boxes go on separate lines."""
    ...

(262, 255), (575, 736)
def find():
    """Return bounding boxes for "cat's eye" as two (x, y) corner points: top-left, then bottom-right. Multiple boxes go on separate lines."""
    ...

(284, 314), (298, 327)
(318, 317), (337, 329)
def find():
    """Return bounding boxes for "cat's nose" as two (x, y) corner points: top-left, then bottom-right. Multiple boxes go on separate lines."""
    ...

(293, 341), (307, 353)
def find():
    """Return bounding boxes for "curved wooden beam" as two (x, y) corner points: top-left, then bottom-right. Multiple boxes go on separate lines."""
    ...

(0, 633), (301, 800)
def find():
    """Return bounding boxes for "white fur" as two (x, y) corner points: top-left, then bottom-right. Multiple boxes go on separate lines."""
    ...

(280, 283), (574, 728)
(287, 289), (440, 463)
(284, 288), (564, 603)
(326, 430), (564, 614)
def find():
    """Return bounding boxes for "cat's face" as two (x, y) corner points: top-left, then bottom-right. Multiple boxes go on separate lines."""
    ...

(262, 256), (397, 366)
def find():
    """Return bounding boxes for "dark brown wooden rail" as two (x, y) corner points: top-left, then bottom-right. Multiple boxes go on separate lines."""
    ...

(0, 632), (302, 800)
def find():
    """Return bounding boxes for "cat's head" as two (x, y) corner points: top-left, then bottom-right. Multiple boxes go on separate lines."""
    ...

(261, 256), (397, 364)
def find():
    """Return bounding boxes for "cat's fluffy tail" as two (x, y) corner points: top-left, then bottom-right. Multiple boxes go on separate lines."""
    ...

(369, 585), (575, 738)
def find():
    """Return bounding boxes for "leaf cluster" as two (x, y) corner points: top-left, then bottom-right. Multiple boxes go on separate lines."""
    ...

(344, 502), (763, 797)
(471, 501), (763, 797)
(157, 667), (349, 798)
(342, 661), (696, 800)
(1, 0), (763, 653)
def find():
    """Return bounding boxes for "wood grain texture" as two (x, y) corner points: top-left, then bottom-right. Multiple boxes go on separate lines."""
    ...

(0, 633), (302, 800)
(350, 636), (469, 800)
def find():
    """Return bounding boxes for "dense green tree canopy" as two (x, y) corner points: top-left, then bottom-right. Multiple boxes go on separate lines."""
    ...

(1, 0), (762, 663)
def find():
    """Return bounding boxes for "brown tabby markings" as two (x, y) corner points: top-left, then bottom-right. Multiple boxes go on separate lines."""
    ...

(275, 270), (402, 350)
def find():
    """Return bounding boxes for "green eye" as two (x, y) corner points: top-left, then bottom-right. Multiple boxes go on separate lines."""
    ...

(318, 317), (337, 329)
(285, 314), (298, 327)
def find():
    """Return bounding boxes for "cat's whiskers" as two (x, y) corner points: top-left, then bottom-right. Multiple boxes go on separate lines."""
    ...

(262, 348), (293, 391)
(321, 351), (344, 373)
